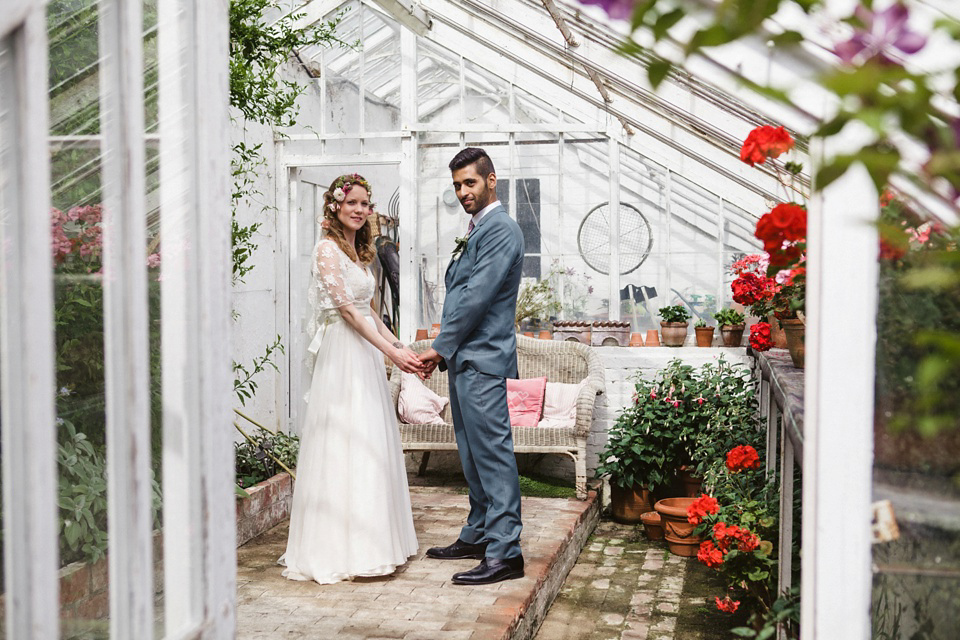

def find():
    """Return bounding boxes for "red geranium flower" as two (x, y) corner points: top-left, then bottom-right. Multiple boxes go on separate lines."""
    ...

(716, 595), (740, 613)
(750, 322), (773, 352)
(756, 203), (807, 248)
(740, 125), (795, 167)
(697, 540), (724, 568)
(726, 445), (761, 473)
(687, 493), (719, 524)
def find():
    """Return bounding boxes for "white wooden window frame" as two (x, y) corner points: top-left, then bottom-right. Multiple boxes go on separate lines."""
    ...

(158, 0), (236, 637)
(1, 4), (60, 638)
(2, 0), (235, 638)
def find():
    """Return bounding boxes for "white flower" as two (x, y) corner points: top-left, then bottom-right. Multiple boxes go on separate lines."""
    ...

(332, 187), (346, 202)
(58, 386), (71, 397)
(56, 417), (65, 426)
(328, 203), (337, 212)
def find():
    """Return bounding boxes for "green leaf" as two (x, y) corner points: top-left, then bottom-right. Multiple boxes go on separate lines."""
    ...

(653, 9), (684, 40)
(647, 60), (672, 89)
(814, 154), (854, 191)
(770, 30), (803, 46)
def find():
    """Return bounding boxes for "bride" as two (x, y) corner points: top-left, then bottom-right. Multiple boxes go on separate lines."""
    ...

(279, 173), (421, 584)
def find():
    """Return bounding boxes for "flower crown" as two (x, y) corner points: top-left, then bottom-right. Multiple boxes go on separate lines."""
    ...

(326, 173), (373, 214)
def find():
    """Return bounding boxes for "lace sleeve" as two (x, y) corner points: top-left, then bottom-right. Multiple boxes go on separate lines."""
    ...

(314, 239), (354, 309)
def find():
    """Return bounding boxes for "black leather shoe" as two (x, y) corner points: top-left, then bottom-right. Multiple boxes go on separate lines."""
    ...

(425, 539), (488, 560)
(451, 556), (524, 585)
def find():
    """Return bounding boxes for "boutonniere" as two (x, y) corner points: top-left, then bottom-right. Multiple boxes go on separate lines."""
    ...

(451, 235), (469, 261)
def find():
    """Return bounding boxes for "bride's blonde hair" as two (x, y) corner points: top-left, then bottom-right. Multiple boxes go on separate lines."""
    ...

(321, 173), (376, 265)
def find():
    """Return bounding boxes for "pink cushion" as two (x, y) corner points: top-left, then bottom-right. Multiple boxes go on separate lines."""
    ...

(537, 381), (585, 429)
(506, 376), (548, 427)
(398, 373), (448, 425)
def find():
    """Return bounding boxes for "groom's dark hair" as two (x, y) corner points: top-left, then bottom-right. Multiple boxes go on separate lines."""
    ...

(449, 147), (495, 177)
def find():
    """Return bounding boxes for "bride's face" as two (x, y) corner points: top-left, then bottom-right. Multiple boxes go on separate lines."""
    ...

(337, 186), (371, 232)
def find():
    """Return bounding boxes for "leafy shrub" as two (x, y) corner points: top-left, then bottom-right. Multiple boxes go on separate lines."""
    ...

(658, 304), (692, 323)
(598, 357), (759, 489)
(713, 308), (746, 327)
(56, 419), (162, 566)
(235, 427), (300, 489)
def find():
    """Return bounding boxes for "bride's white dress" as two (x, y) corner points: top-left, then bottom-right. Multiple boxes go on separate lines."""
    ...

(279, 237), (418, 584)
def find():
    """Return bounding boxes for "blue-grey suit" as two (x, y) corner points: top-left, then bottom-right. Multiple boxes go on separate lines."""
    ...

(431, 205), (524, 559)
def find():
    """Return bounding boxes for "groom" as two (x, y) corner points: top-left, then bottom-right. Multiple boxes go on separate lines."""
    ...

(418, 148), (525, 585)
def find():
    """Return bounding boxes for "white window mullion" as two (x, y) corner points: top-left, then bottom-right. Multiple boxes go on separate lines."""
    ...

(0, 9), (59, 640)
(98, 0), (154, 635)
(802, 150), (878, 640)
(399, 25), (417, 342)
(194, 0), (235, 630)
(158, 0), (234, 636)
(608, 138), (620, 321)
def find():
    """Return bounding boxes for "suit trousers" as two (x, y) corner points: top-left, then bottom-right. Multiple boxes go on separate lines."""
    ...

(447, 365), (523, 559)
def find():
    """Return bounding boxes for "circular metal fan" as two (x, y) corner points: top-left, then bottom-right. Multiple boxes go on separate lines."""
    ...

(577, 202), (653, 275)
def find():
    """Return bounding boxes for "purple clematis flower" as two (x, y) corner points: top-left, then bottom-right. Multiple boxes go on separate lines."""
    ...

(835, 3), (927, 65)
(578, 0), (637, 21)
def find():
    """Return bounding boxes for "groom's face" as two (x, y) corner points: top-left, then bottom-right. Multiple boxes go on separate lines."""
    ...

(452, 163), (496, 215)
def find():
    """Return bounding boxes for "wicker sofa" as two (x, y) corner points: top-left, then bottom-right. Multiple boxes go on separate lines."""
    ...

(389, 335), (605, 499)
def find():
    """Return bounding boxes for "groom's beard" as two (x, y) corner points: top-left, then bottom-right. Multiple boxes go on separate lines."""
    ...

(463, 184), (494, 214)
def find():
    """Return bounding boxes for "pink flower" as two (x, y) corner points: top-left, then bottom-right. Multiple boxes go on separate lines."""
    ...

(147, 252), (161, 268)
(672, 400), (680, 408)
(650, 390), (657, 399)
(835, 3), (927, 66)
(696, 396), (705, 405)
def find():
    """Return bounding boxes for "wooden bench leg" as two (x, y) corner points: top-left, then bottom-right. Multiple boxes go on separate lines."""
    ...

(417, 451), (431, 476)
(575, 438), (588, 500)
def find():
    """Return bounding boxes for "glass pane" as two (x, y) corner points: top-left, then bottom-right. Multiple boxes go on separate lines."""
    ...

(417, 40), (460, 125)
(872, 197), (960, 639)
(361, 5), (400, 133)
(463, 59), (509, 125)
(560, 138), (610, 321)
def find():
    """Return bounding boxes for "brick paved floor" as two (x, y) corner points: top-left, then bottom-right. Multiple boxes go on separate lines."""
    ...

(535, 519), (732, 640)
(236, 486), (597, 639)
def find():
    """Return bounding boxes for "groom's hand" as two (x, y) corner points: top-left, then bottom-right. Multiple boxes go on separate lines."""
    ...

(417, 348), (442, 380)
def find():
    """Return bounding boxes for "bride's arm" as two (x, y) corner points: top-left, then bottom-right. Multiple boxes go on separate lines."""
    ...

(334, 303), (421, 373)
(315, 241), (421, 373)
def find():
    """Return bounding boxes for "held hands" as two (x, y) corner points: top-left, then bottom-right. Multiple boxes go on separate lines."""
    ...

(391, 345), (426, 375)
(417, 348), (443, 380)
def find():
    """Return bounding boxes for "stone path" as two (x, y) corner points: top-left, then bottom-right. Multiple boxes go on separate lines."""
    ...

(236, 486), (599, 639)
(535, 519), (731, 640)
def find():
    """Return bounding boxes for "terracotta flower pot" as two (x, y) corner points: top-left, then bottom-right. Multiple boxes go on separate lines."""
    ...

(640, 511), (664, 541)
(429, 323), (442, 338)
(609, 484), (653, 524)
(654, 497), (702, 557)
(415, 329), (429, 341)
(659, 322), (688, 347)
(538, 330), (552, 340)
(677, 467), (703, 497)
(768, 315), (788, 349)
(644, 329), (660, 347)
(694, 326), (714, 347)
(719, 324), (745, 347)
(781, 318), (805, 368)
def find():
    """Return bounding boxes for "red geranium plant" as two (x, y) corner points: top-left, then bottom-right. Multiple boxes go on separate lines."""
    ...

(692, 444), (780, 627)
(734, 125), (808, 321)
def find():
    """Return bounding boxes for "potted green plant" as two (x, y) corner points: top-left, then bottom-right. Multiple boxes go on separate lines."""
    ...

(598, 360), (701, 521)
(713, 308), (746, 347)
(657, 304), (691, 347)
(694, 318), (714, 347)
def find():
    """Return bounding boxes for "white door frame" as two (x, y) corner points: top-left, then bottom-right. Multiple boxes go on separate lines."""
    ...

(274, 150), (411, 433)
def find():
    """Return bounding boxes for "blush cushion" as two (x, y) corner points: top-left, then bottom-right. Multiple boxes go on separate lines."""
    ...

(537, 381), (585, 429)
(398, 373), (449, 425)
(506, 376), (548, 427)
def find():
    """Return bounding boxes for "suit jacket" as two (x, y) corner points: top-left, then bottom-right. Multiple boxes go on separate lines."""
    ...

(432, 206), (524, 378)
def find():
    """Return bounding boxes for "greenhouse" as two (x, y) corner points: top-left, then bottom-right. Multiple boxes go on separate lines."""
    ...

(0, 0), (958, 639)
